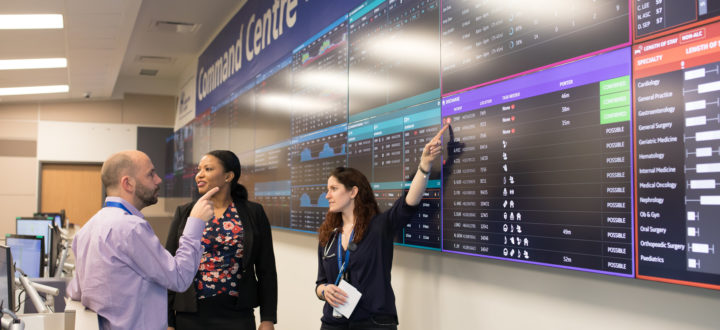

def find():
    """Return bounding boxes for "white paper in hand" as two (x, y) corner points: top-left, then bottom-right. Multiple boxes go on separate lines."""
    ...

(333, 279), (362, 318)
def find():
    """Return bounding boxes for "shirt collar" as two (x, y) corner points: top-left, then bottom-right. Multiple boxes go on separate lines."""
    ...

(105, 196), (145, 219)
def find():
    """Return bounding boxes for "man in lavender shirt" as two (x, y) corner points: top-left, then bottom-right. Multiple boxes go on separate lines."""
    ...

(67, 150), (218, 330)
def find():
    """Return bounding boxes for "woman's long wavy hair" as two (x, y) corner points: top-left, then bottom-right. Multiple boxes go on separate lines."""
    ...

(318, 167), (380, 246)
(205, 150), (248, 201)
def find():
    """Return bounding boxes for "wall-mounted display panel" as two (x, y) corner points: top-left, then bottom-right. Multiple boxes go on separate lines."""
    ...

(170, 0), (720, 291)
(255, 57), (293, 149)
(441, 0), (630, 95)
(442, 48), (634, 276)
(633, 21), (720, 289)
(634, 0), (720, 42)
(228, 84), (257, 155)
(348, 100), (443, 249)
(292, 15), (349, 136)
(253, 141), (292, 228)
(290, 124), (348, 231)
(348, 0), (440, 118)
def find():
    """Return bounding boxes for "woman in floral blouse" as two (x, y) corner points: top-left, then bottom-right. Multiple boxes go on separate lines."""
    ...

(166, 150), (277, 330)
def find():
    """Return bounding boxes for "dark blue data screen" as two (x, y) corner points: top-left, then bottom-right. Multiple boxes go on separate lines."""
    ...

(348, 100), (443, 248)
(441, 0), (629, 94)
(441, 48), (633, 276)
(290, 124), (348, 231)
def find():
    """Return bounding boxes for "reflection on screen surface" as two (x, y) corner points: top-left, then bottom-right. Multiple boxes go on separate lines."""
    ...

(16, 219), (52, 255)
(7, 237), (43, 278)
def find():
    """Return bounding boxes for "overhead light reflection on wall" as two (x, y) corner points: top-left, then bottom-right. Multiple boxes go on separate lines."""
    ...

(294, 71), (347, 91)
(256, 93), (294, 112)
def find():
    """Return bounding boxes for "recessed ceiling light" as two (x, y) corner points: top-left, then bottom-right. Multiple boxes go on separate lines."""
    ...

(0, 14), (64, 29)
(135, 55), (174, 64)
(139, 69), (159, 76)
(0, 85), (69, 96)
(0, 58), (67, 70)
(153, 20), (200, 33)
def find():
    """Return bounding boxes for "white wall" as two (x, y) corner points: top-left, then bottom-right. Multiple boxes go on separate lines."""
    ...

(38, 121), (137, 162)
(270, 229), (720, 330)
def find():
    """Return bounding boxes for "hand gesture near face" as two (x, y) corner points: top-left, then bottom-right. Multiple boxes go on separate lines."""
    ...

(189, 187), (219, 222)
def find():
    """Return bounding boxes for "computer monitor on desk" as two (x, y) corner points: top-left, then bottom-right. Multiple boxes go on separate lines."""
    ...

(5, 235), (44, 278)
(16, 217), (53, 258)
(33, 212), (64, 229)
(48, 224), (62, 278)
(0, 245), (15, 311)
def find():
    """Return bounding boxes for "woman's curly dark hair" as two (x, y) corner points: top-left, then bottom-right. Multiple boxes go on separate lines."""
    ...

(318, 167), (380, 246)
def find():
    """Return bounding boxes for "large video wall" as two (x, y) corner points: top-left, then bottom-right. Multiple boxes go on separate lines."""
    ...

(165, 0), (720, 290)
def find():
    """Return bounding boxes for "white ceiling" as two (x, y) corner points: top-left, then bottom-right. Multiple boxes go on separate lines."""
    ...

(0, 0), (245, 103)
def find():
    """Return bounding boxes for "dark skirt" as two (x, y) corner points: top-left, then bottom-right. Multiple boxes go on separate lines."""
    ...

(175, 295), (255, 330)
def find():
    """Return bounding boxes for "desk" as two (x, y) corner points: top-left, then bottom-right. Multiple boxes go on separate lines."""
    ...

(63, 299), (98, 330)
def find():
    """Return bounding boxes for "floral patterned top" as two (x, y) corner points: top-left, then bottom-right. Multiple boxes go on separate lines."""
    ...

(195, 202), (244, 299)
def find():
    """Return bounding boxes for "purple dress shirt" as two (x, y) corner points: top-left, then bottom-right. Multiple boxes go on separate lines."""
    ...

(67, 197), (205, 330)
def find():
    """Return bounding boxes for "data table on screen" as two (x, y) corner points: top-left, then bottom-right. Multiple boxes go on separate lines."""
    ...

(348, 0), (390, 116)
(228, 87), (256, 154)
(349, 0), (440, 117)
(290, 124), (348, 187)
(441, 0), (629, 95)
(348, 101), (443, 249)
(634, 0), (720, 40)
(291, 185), (331, 231)
(384, 0), (440, 105)
(289, 124), (348, 231)
(256, 180), (292, 229)
(255, 58), (293, 149)
(193, 111), (212, 164)
(291, 16), (349, 136)
(253, 141), (292, 228)
(400, 115), (443, 249)
(210, 103), (231, 150)
(236, 150), (256, 194)
(441, 48), (634, 276)
(634, 21), (720, 289)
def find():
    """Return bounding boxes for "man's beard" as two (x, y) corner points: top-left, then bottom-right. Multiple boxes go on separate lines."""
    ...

(136, 182), (159, 208)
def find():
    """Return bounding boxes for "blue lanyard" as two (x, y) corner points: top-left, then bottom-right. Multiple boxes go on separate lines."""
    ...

(104, 201), (132, 215)
(335, 229), (354, 285)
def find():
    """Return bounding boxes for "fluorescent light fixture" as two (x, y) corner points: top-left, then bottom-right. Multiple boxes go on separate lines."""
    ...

(0, 85), (69, 96)
(0, 14), (64, 29)
(0, 58), (67, 70)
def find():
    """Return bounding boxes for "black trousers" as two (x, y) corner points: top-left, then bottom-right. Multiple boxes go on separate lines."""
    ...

(320, 315), (398, 330)
(175, 295), (255, 330)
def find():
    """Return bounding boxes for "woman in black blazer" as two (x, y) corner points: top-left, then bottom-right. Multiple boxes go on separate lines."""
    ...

(166, 150), (277, 330)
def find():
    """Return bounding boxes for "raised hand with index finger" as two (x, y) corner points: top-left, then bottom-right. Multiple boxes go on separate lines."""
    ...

(189, 186), (219, 222)
(419, 123), (450, 172)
